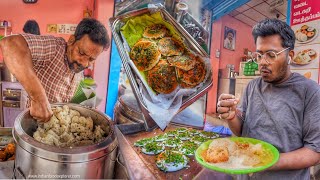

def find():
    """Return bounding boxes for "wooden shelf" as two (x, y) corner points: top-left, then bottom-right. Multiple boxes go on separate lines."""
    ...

(236, 75), (260, 79)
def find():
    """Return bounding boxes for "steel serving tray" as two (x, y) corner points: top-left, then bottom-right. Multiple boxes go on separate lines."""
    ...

(109, 6), (213, 131)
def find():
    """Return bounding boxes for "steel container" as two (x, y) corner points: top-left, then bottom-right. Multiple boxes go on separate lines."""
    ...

(13, 104), (118, 179)
(109, 6), (213, 131)
(1, 63), (16, 82)
(117, 93), (144, 123)
(114, 94), (145, 135)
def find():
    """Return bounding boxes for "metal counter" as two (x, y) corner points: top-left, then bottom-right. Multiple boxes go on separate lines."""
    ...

(115, 126), (232, 180)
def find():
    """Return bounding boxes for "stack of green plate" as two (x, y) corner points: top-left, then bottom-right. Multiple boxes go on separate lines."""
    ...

(244, 62), (258, 76)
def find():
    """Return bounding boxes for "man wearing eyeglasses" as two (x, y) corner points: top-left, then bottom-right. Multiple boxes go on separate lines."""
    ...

(217, 19), (320, 179)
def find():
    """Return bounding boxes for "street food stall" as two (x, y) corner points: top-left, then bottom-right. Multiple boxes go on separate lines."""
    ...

(108, 4), (221, 179)
(108, 1), (280, 179)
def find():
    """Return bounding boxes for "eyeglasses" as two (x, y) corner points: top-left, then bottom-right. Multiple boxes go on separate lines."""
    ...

(251, 47), (290, 64)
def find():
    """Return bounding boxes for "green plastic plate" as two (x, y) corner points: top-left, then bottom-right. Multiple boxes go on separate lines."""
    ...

(195, 137), (280, 174)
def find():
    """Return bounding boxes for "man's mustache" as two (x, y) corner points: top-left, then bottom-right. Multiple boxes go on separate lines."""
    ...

(69, 62), (85, 71)
(260, 66), (271, 72)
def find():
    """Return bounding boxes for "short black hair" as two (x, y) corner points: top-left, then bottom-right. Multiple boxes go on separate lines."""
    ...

(226, 30), (234, 37)
(23, 20), (40, 35)
(252, 19), (295, 50)
(74, 18), (110, 50)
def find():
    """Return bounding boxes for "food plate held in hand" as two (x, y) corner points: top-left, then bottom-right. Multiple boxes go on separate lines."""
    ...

(195, 137), (279, 174)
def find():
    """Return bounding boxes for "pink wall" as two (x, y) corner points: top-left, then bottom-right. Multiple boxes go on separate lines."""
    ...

(206, 18), (223, 114)
(0, 0), (94, 40)
(206, 15), (256, 114)
(219, 15), (256, 72)
(92, 0), (114, 112)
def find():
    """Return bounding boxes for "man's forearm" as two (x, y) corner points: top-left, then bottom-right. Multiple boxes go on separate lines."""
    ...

(227, 109), (243, 136)
(270, 147), (320, 171)
(227, 116), (242, 136)
(0, 35), (47, 101)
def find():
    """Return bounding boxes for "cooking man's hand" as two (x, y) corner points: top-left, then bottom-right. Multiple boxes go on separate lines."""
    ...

(30, 97), (53, 122)
(217, 94), (239, 120)
(0, 35), (53, 123)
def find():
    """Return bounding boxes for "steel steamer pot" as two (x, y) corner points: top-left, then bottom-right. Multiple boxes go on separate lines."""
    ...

(13, 104), (118, 179)
(114, 93), (144, 124)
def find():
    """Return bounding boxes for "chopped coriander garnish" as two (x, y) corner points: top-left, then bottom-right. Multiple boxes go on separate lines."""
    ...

(134, 137), (154, 146)
(176, 127), (187, 132)
(144, 142), (163, 152)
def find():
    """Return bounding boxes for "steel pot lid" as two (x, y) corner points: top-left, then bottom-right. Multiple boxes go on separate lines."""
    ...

(114, 103), (134, 125)
(118, 93), (144, 122)
(13, 103), (118, 163)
